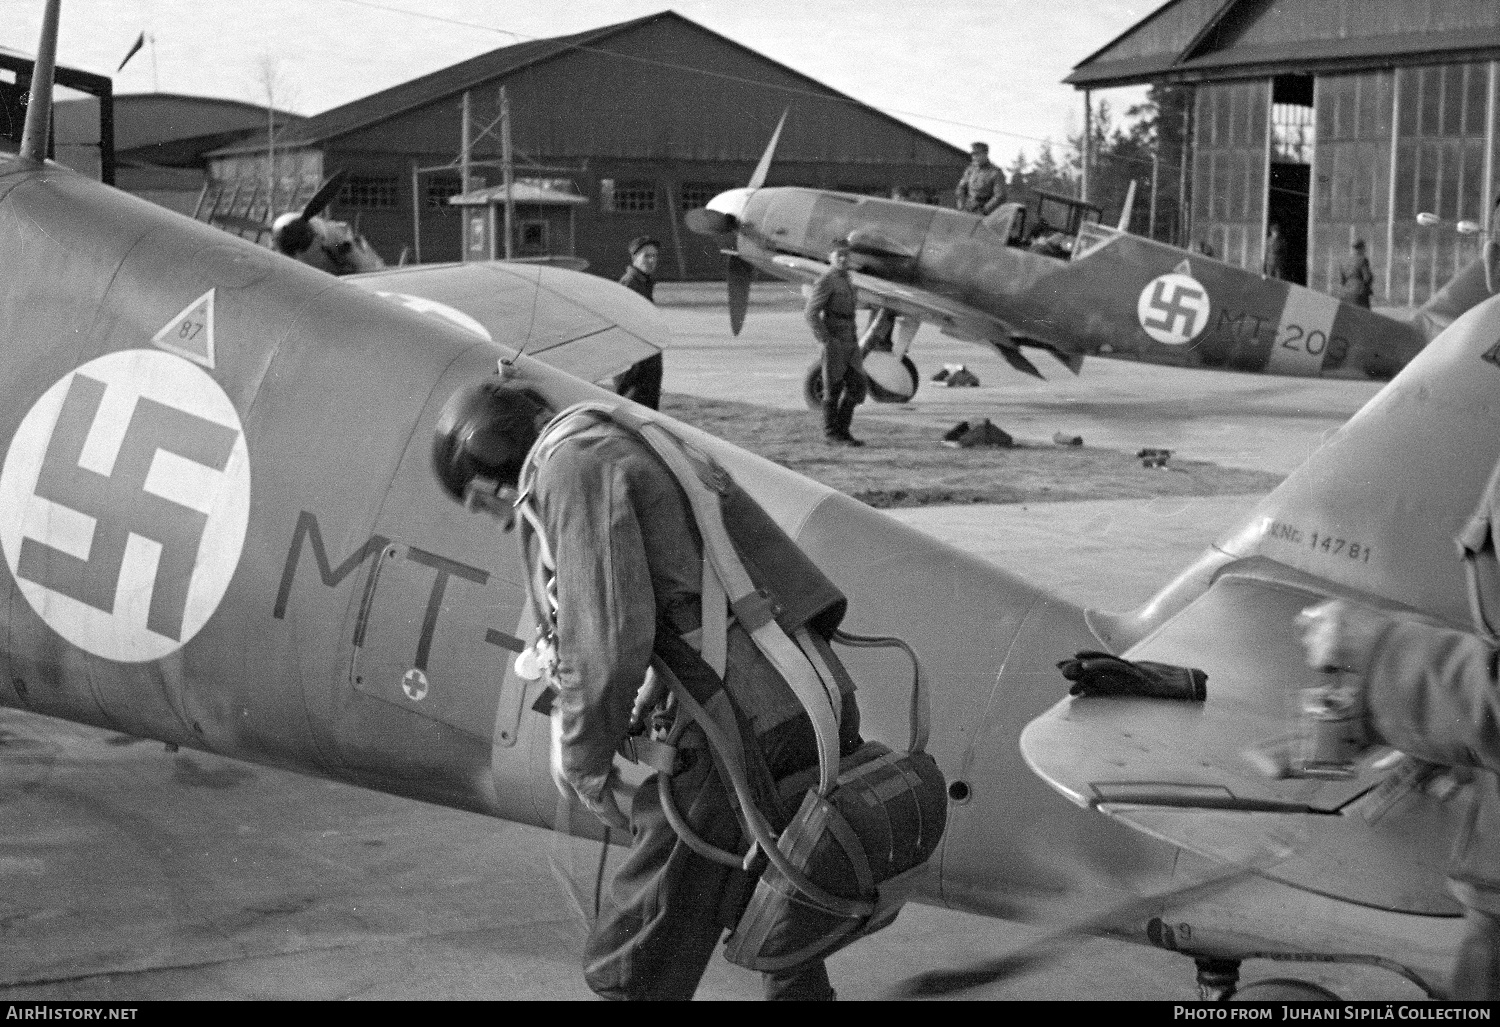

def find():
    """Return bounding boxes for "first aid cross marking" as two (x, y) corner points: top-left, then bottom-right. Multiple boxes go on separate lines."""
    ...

(16, 372), (240, 641)
(1143, 279), (1206, 338)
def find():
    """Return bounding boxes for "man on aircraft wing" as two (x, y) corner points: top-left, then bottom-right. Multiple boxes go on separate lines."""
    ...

(1300, 456), (1500, 999)
(955, 141), (1007, 215)
(432, 380), (860, 1001)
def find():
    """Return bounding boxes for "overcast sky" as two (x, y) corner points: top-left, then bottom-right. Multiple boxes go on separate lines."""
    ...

(2, 0), (1157, 168)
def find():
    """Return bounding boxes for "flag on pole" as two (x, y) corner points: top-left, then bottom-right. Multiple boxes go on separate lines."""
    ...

(117, 31), (146, 73)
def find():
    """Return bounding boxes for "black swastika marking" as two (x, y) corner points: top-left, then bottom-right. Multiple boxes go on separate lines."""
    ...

(1144, 280), (1206, 338)
(17, 373), (240, 641)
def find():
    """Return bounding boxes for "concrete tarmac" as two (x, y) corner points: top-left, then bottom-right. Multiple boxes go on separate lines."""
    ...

(0, 300), (1400, 1001)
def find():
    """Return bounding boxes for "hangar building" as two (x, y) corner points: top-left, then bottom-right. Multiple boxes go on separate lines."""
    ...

(53, 94), (300, 215)
(1068, 0), (1500, 306)
(204, 11), (966, 279)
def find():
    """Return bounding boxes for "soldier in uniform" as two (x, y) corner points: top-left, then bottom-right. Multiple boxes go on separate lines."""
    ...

(804, 240), (867, 446)
(1338, 239), (1375, 308)
(1299, 457), (1500, 999)
(432, 380), (860, 1000)
(613, 236), (664, 410)
(955, 142), (1007, 215)
(1263, 223), (1289, 281)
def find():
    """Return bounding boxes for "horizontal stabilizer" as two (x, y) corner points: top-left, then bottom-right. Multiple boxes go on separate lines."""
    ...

(1409, 240), (1500, 341)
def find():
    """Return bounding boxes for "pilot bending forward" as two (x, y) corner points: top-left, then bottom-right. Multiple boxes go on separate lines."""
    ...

(432, 380), (860, 1000)
(1300, 458), (1500, 999)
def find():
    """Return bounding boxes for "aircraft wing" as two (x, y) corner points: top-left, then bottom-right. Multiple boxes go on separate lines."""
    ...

(769, 253), (1016, 346)
(1020, 564), (1466, 916)
(346, 261), (665, 384)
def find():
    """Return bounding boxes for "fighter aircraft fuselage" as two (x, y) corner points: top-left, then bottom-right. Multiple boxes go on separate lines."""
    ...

(731, 187), (1426, 380)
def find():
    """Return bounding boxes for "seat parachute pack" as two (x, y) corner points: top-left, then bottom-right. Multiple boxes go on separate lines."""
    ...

(725, 740), (947, 970)
(519, 401), (946, 972)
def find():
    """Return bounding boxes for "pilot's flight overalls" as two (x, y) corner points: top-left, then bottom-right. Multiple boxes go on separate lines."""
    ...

(520, 416), (859, 1000)
(1358, 457), (1500, 999)
(804, 267), (866, 444)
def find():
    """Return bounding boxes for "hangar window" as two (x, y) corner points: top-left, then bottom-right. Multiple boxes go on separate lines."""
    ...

(339, 174), (399, 210)
(681, 183), (731, 211)
(425, 174), (462, 209)
(610, 181), (658, 213)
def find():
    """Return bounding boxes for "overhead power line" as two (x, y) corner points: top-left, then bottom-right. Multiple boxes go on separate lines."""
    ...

(326, 0), (1165, 167)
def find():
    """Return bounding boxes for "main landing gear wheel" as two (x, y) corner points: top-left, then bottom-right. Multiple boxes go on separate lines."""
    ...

(803, 355), (920, 410)
(866, 354), (920, 404)
(803, 359), (826, 411)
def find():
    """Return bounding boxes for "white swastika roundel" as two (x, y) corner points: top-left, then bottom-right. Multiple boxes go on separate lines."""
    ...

(1136, 272), (1210, 346)
(0, 350), (251, 663)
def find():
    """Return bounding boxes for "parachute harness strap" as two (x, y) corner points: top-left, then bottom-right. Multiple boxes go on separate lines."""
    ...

(831, 628), (930, 753)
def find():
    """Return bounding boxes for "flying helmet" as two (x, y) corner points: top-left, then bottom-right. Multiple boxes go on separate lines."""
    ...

(432, 379), (551, 502)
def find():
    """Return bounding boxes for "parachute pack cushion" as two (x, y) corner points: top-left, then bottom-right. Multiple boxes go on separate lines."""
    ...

(723, 741), (947, 972)
(1058, 650), (1207, 702)
(945, 367), (980, 388)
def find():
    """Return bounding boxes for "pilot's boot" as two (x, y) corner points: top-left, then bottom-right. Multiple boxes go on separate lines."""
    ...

(822, 399), (850, 445)
(835, 399), (864, 446)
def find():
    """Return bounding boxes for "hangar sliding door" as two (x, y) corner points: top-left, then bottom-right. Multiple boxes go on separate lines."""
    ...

(1383, 62), (1496, 308)
(1192, 80), (1271, 273)
(1310, 72), (1394, 303)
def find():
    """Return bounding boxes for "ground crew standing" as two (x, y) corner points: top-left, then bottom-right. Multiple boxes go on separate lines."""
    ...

(1338, 239), (1375, 308)
(955, 142), (1007, 215)
(432, 380), (861, 1000)
(1263, 223), (1289, 280)
(614, 235), (664, 410)
(804, 240), (867, 446)
(1298, 456), (1500, 999)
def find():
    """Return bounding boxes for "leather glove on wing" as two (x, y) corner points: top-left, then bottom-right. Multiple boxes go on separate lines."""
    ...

(1058, 650), (1207, 702)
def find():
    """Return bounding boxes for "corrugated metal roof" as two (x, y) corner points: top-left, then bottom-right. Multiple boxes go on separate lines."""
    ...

(212, 13), (662, 155)
(1068, 0), (1500, 88)
(210, 10), (965, 162)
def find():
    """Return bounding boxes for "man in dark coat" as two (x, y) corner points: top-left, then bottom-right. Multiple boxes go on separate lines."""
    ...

(804, 240), (867, 446)
(1338, 239), (1375, 308)
(614, 235), (664, 410)
(1263, 223), (1289, 281)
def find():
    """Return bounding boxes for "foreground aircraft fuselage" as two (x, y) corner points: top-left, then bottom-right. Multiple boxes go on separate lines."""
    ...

(0, 149), (1482, 997)
(711, 186), (1428, 382)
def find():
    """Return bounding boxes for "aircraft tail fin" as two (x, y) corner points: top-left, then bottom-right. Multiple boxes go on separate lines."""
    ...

(1407, 239), (1500, 342)
(18, 0), (61, 164)
(1115, 180), (1137, 233)
(1100, 292), (1500, 653)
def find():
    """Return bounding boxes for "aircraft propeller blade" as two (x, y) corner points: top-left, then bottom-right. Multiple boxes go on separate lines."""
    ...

(746, 111), (787, 191)
(1116, 179), (1137, 232)
(301, 168), (349, 221)
(727, 255), (753, 335)
(1487, 239), (1499, 297)
(685, 207), (736, 236)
